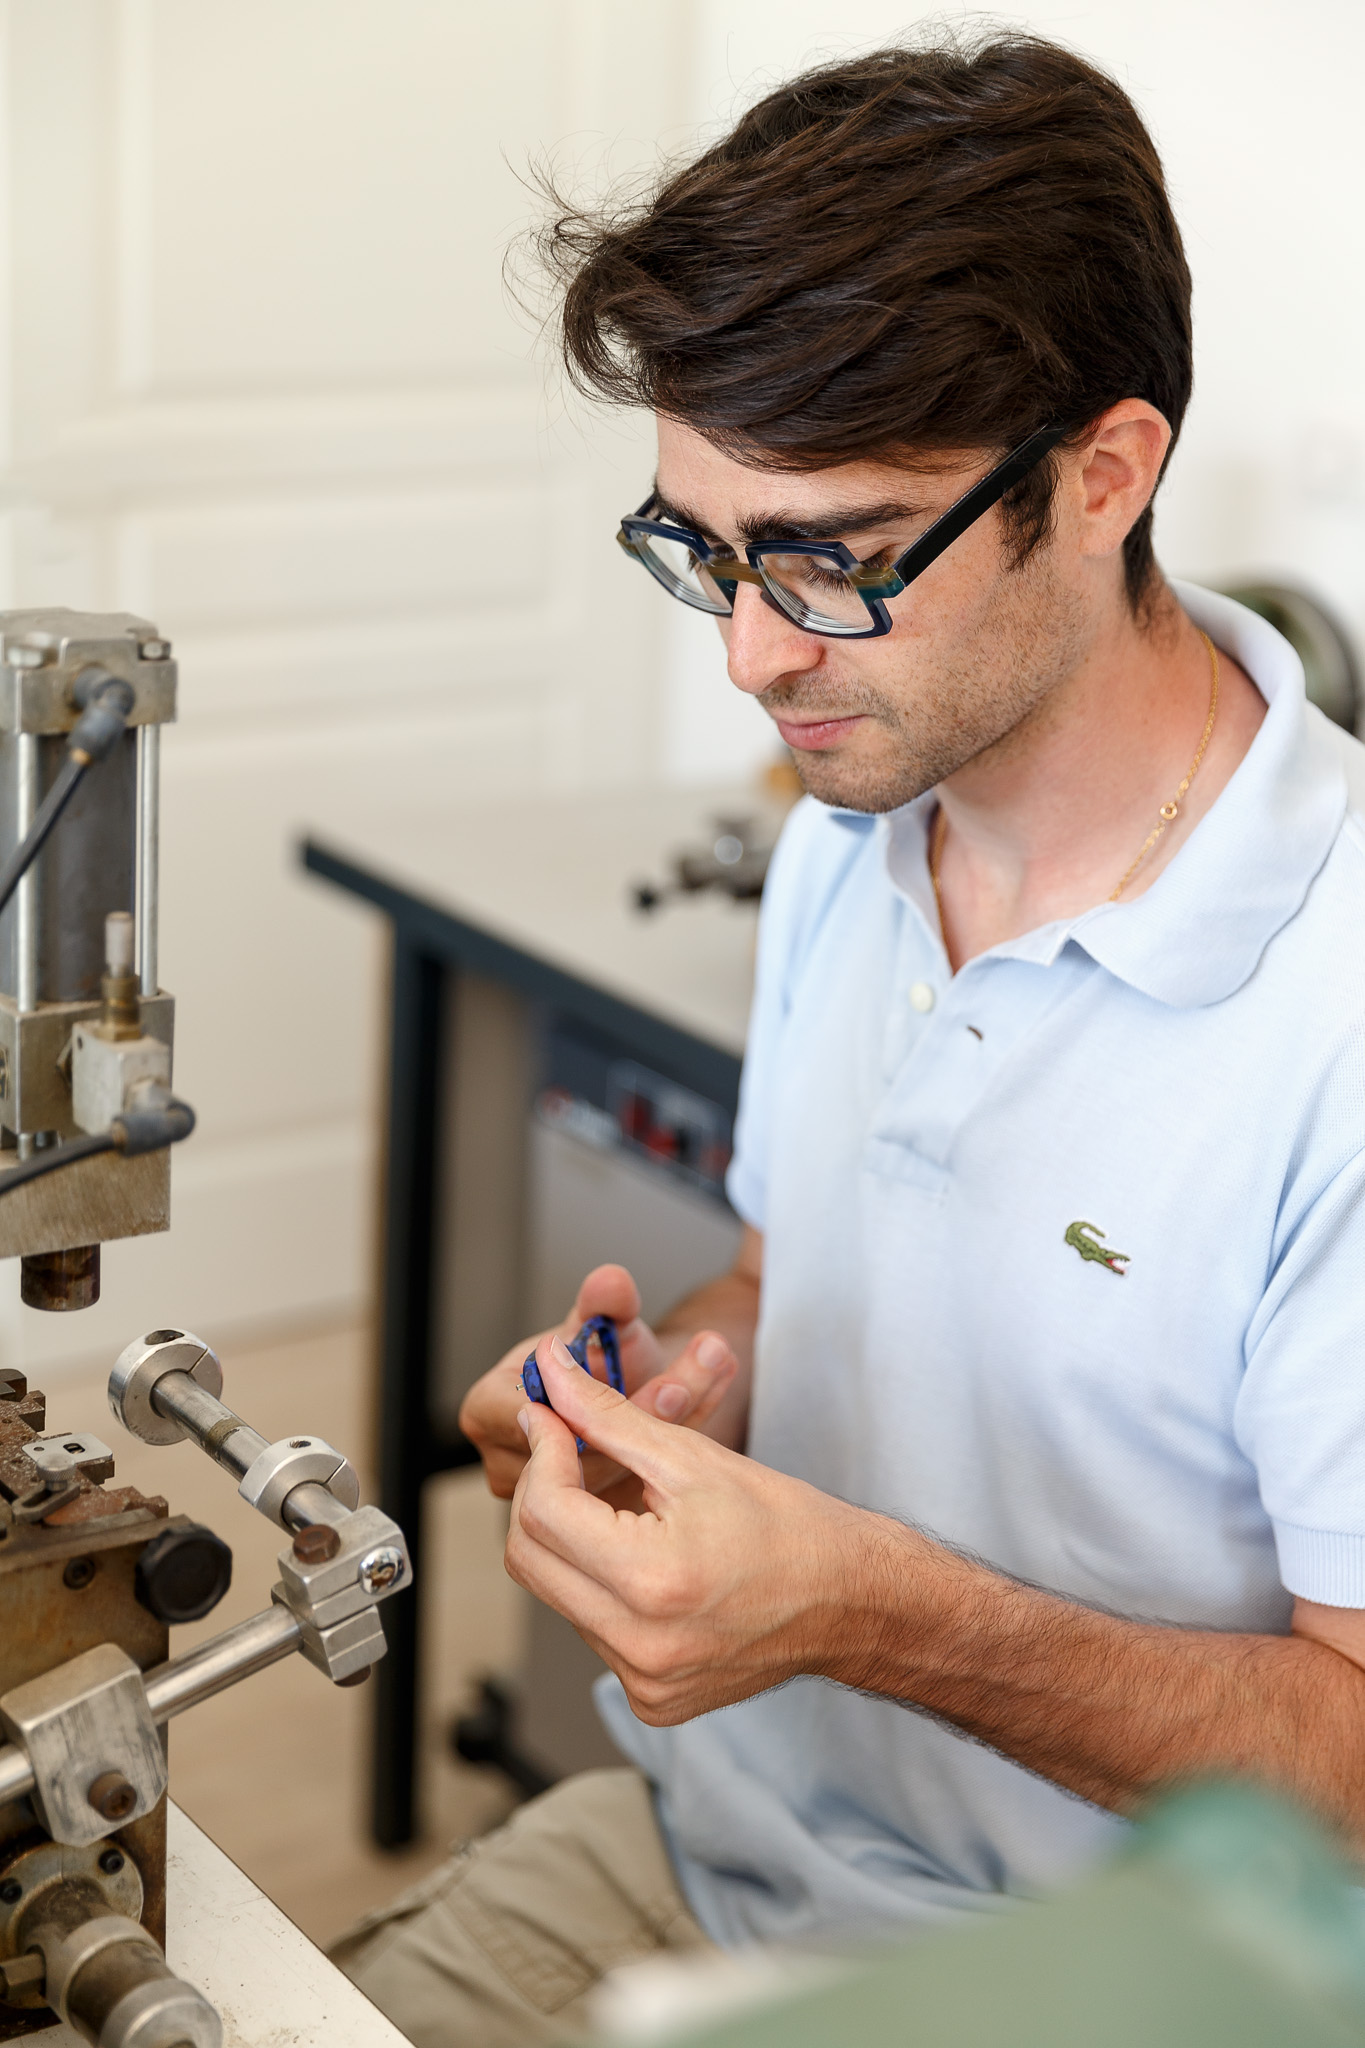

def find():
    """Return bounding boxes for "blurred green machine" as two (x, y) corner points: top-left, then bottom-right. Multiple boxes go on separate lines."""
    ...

(1221, 581), (1360, 734)
(607, 1785), (1365, 2048)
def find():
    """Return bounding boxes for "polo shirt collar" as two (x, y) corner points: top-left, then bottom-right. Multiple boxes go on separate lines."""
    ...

(866, 582), (1347, 1009)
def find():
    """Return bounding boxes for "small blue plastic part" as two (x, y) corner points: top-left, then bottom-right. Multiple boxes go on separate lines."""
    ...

(521, 1314), (623, 1414)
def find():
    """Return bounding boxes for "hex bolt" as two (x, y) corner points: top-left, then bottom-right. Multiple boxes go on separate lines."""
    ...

(87, 1771), (137, 1822)
(292, 1524), (340, 1564)
(0, 1878), (21, 1904)
(63, 1556), (96, 1590)
(98, 1847), (126, 1876)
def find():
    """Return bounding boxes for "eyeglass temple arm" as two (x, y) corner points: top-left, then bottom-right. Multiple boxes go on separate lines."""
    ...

(887, 426), (1068, 588)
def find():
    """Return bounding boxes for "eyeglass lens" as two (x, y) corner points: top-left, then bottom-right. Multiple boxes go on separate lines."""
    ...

(635, 531), (733, 614)
(635, 530), (877, 634)
(757, 552), (874, 634)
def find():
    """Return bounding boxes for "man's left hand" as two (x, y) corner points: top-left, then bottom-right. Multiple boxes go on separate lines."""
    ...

(506, 1332), (905, 1724)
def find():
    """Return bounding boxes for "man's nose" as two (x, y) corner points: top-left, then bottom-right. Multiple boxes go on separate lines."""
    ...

(722, 584), (823, 697)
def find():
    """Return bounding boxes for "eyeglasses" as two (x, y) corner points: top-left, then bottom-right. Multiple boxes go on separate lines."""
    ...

(616, 426), (1066, 639)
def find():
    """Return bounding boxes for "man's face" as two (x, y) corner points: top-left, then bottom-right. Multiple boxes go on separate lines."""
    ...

(653, 417), (1095, 813)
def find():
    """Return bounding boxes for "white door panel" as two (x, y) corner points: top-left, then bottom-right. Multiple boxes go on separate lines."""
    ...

(0, 0), (691, 1367)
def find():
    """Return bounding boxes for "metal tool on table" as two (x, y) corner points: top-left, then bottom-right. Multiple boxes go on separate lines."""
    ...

(0, 1328), (411, 2045)
(632, 815), (775, 913)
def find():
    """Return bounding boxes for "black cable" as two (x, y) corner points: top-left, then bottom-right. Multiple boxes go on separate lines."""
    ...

(0, 674), (137, 922)
(0, 1132), (114, 1192)
(0, 755), (88, 920)
(0, 1099), (197, 1197)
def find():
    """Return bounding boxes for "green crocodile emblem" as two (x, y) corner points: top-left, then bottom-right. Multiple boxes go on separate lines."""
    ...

(1065, 1220), (1129, 1275)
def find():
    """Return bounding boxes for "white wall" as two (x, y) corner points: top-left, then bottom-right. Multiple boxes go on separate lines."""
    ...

(664, 0), (1365, 779)
(0, 0), (689, 1375)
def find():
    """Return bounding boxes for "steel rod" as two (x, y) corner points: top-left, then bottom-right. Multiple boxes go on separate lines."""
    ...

(0, 1606), (303, 1809)
(135, 723), (159, 998)
(150, 1371), (267, 1482)
(14, 732), (38, 1157)
(143, 1605), (301, 1724)
(148, 1370), (352, 1531)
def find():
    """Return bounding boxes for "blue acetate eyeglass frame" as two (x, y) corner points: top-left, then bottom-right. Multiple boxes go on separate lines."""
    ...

(616, 425), (1067, 640)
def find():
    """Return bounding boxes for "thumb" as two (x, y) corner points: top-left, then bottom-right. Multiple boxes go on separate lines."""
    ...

(518, 1396), (586, 1491)
(572, 1263), (642, 1329)
(535, 1332), (684, 1488)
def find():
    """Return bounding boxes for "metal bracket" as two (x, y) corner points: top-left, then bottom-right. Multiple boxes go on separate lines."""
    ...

(108, 1332), (222, 1448)
(239, 1436), (360, 1528)
(24, 1430), (115, 1486)
(0, 1644), (167, 1845)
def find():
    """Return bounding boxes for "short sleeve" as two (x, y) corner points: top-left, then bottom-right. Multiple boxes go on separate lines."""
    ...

(1237, 1136), (1365, 1605)
(725, 800), (876, 1230)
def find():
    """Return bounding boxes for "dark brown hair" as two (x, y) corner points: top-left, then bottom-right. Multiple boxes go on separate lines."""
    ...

(539, 32), (1192, 611)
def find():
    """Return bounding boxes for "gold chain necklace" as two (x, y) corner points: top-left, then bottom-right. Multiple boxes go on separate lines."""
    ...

(929, 630), (1221, 941)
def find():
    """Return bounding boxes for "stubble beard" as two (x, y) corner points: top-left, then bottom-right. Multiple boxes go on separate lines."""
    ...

(765, 557), (1091, 815)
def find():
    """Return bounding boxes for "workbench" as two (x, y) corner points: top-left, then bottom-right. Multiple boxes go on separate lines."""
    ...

(302, 788), (759, 1845)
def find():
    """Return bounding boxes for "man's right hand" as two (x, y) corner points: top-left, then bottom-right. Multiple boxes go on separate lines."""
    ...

(458, 1262), (738, 1501)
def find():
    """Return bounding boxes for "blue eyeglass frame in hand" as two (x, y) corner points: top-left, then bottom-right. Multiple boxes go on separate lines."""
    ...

(522, 1315), (623, 1428)
(616, 425), (1067, 640)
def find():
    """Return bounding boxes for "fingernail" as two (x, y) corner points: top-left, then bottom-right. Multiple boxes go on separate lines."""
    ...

(546, 1335), (577, 1374)
(697, 1334), (728, 1372)
(517, 1408), (532, 1439)
(653, 1382), (689, 1420)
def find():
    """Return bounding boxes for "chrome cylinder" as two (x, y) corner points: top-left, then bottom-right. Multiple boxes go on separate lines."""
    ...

(134, 724), (158, 998)
(14, 731), (37, 1016)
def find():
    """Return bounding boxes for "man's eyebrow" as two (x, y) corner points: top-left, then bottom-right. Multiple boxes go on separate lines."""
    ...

(650, 484), (932, 548)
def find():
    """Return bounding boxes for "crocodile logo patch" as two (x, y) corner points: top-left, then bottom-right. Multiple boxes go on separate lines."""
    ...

(1065, 1220), (1129, 1275)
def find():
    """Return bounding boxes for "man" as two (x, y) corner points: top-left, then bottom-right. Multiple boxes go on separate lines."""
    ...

(336, 31), (1365, 2047)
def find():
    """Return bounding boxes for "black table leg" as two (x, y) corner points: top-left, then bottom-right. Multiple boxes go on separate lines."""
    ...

(371, 931), (446, 1848)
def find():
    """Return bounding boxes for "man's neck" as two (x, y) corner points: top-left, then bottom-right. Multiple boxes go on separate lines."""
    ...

(933, 586), (1268, 970)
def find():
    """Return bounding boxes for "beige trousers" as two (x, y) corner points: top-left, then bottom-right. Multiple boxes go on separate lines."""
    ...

(331, 1769), (713, 2047)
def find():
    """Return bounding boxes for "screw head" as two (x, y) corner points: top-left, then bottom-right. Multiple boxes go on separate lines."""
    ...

(292, 1524), (340, 1564)
(0, 1879), (21, 1905)
(98, 1848), (126, 1876)
(358, 1546), (404, 1595)
(63, 1557), (96, 1591)
(88, 1771), (136, 1822)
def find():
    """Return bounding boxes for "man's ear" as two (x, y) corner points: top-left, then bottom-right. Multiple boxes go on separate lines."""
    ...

(1072, 401), (1172, 561)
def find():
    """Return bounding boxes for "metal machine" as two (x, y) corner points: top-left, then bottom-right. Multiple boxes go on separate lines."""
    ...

(0, 612), (414, 2044)
(0, 1331), (409, 2045)
(0, 610), (190, 1312)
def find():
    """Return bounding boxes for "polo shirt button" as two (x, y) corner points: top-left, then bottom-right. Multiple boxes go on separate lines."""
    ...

(909, 981), (936, 1013)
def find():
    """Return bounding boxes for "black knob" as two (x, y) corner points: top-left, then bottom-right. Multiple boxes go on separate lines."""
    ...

(135, 1523), (232, 1624)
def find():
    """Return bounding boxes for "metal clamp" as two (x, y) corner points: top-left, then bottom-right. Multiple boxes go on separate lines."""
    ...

(272, 1502), (407, 1682)
(33, 1908), (220, 2048)
(238, 1436), (359, 1529)
(0, 1838), (144, 1956)
(39, 1915), (159, 2024)
(108, 1332), (222, 1448)
(24, 1430), (114, 1485)
(0, 1644), (167, 1846)
(100, 1971), (222, 2048)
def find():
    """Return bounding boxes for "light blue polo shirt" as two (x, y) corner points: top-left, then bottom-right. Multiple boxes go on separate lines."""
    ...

(598, 584), (1365, 1946)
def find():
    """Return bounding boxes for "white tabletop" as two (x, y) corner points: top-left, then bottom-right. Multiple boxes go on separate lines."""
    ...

(308, 785), (768, 1058)
(45, 1803), (407, 2048)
